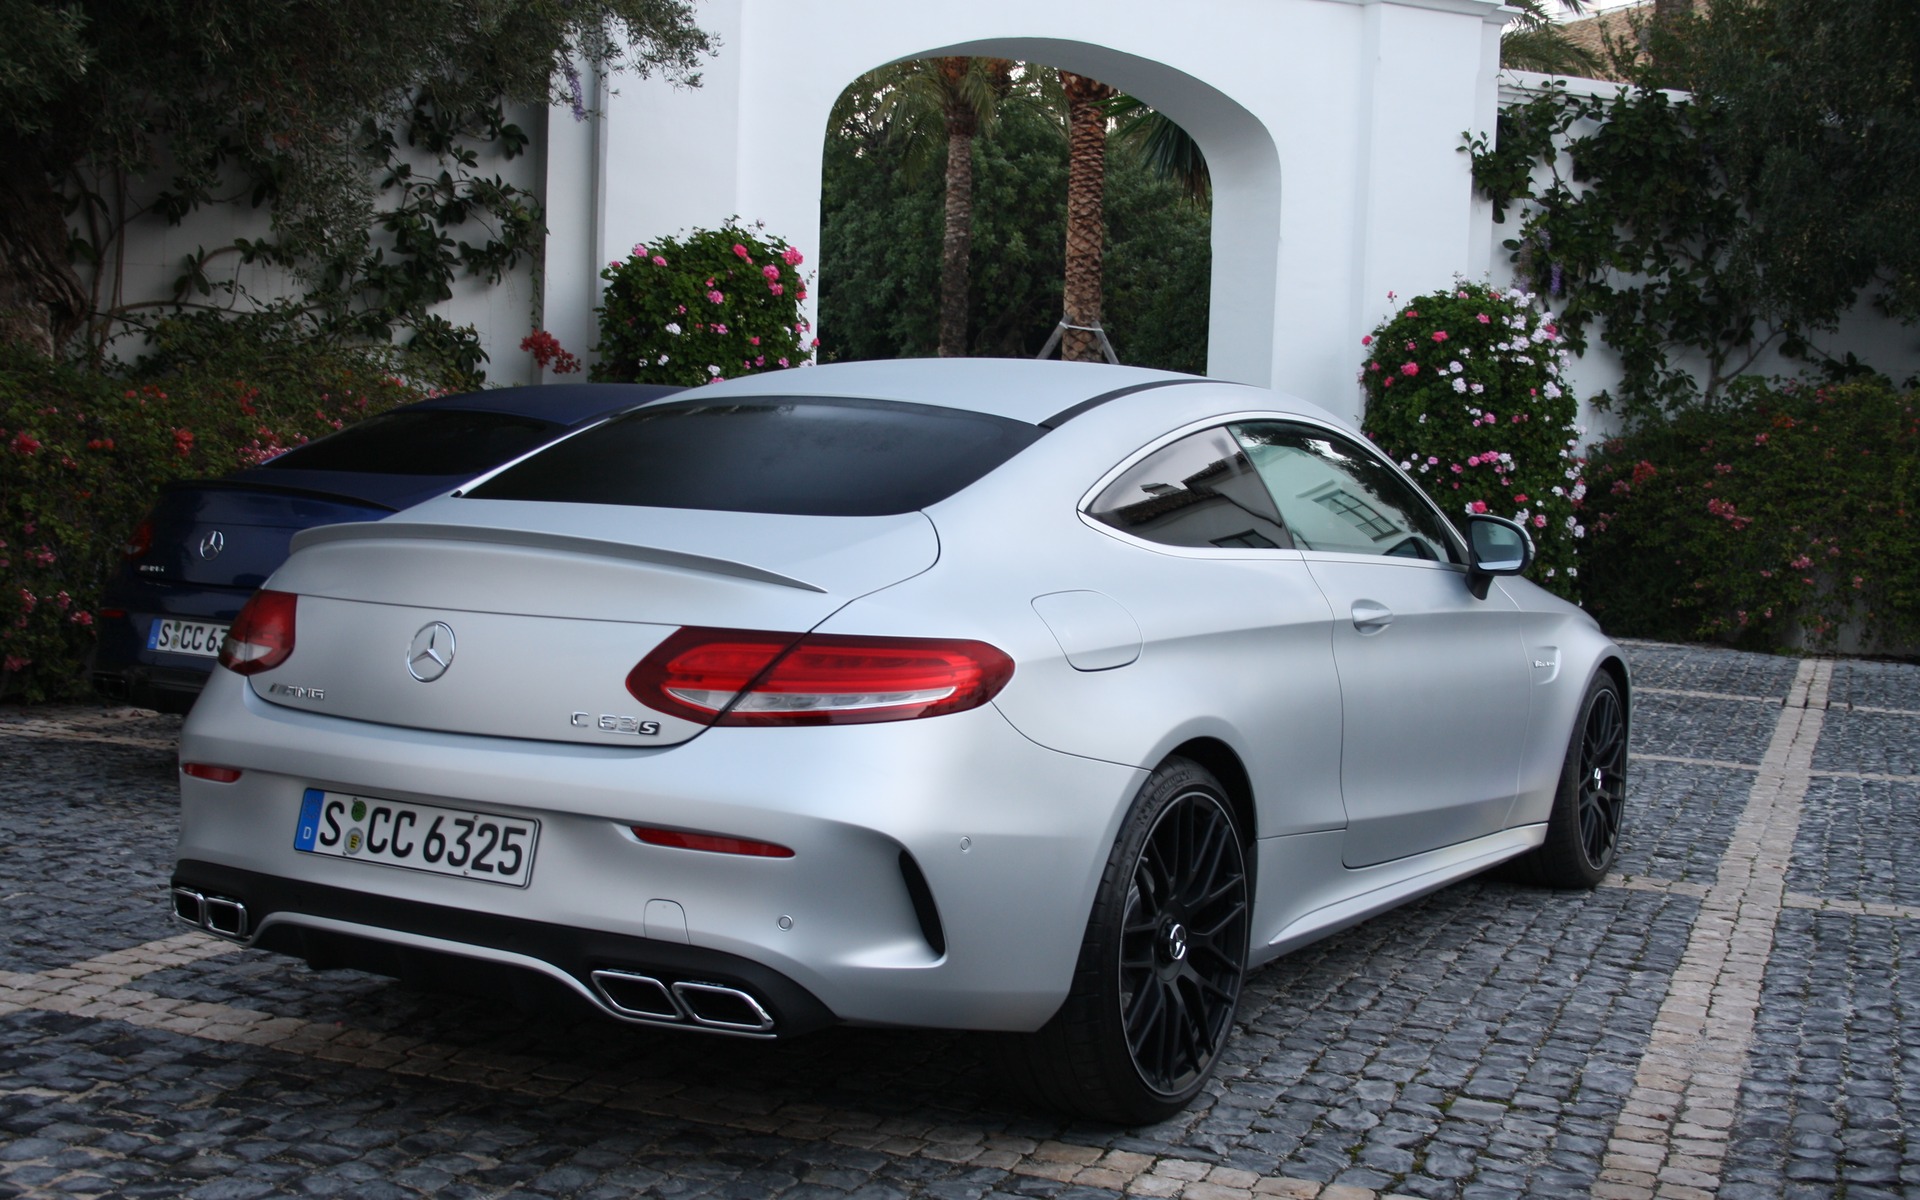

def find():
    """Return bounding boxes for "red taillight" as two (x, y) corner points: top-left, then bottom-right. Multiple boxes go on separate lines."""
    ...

(631, 827), (794, 857)
(181, 763), (243, 783)
(122, 518), (155, 560)
(626, 627), (1014, 726)
(218, 589), (297, 675)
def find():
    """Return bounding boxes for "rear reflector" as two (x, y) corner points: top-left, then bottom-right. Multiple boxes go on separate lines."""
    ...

(181, 763), (242, 783)
(219, 589), (297, 675)
(631, 827), (795, 858)
(626, 627), (1014, 726)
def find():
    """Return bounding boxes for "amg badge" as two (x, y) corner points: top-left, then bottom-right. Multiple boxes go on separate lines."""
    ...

(572, 712), (661, 736)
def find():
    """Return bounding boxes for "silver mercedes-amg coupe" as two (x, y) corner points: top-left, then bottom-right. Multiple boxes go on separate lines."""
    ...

(173, 359), (1629, 1123)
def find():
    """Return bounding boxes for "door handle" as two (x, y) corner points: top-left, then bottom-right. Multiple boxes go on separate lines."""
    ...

(1350, 600), (1394, 633)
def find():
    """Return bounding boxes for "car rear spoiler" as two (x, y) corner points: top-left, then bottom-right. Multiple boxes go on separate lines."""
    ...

(290, 521), (828, 593)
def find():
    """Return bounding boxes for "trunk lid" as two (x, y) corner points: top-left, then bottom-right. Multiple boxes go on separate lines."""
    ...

(244, 497), (940, 746)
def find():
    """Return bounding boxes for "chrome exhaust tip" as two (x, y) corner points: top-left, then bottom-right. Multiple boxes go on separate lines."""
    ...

(171, 887), (249, 940)
(171, 887), (206, 929)
(673, 981), (775, 1033)
(202, 896), (249, 939)
(590, 969), (682, 1022)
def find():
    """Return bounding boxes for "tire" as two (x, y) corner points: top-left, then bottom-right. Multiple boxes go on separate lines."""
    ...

(1507, 671), (1628, 888)
(1000, 757), (1250, 1124)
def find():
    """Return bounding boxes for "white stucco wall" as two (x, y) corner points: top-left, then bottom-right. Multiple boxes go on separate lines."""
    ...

(550, 0), (1516, 418)
(1477, 71), (1920, 434)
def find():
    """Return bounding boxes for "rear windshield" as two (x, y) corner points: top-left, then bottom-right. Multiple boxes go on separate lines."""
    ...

(463, 397), (1042, 516)
(263, 410), (563, 476)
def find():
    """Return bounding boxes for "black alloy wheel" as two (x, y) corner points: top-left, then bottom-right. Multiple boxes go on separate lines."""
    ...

(1506, 672), (1630, 889)
(1118, 788), (1250, 1097)
(1575, 681), (1628, 871)
(999, 758), (1250, 1124)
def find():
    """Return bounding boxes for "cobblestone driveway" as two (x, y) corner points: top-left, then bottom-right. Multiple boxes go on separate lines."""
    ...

(1, 643), (1916, 1200)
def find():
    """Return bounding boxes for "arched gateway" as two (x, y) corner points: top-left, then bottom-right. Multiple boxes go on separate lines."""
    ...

(540, 0), (1512, 414)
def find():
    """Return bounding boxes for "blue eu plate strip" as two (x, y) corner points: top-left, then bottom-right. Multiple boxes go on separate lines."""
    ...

(295, 788), (325, 851)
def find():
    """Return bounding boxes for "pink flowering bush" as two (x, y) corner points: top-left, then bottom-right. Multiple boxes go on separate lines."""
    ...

(1, 330), (430, 701)
(1359, 280), (1585, 599)
(1582, 379), (1920, 652)
(592, 223), (815, 386)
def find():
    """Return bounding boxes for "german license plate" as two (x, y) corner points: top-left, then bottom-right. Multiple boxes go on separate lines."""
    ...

(294, 789), (538, 887)
(148, 618), (229, 658)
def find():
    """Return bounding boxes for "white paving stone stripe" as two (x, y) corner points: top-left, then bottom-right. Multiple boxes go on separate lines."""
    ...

(1634, 688), (1783, 704)
(0, 723), (179, 751)
(1781, 892), (1920, 922)
(1635, 754), (1761, 772)
(1598, 657), (1831, 1200)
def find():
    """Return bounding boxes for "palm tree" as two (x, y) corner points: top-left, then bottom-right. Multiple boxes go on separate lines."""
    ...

(1109, 95), (1209, 204)
(1057, 69), (1118, 363)
(1501, 0), (1599, 75)
(831, 57), (1008, 357)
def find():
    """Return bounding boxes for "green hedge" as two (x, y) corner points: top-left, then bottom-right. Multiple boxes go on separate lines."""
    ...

(1, 319), (444, 702)
(1582, 379), (1920, 652)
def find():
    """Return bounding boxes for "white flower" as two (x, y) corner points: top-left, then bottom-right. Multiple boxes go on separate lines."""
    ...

(707, 364), (722, 376)
(1449, 361), (1464, 374)
(1469, 383), (1485, 395)
(1571, 483), (1587, 501)
(657, 354), (670, 365)
(665, 322), (682, 335)
(1543, 382), (1562, 399)
(1418, 413), (1428, 423)
(1568, 567), (1579, 576)
(1452, 378), (1468, 394)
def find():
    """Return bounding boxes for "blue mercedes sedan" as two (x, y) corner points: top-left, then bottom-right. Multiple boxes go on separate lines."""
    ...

(92, 383), (680, 711)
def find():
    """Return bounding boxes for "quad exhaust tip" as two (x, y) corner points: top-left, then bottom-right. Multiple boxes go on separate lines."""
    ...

(171, 887), (250, 940)
(590, 969), (776, 1035)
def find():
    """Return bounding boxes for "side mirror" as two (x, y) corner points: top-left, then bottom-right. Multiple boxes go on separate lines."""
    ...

(1465, 514), (1534, 599)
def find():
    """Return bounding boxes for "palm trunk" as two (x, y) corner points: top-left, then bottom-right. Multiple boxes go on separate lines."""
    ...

(937, 57), (976, 358)
(1059, 72), (1116, 363)
(0, 136), (87, 357)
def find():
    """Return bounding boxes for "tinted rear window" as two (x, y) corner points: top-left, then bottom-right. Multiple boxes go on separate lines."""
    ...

(464, 397), (1042, 516)
(263, 410), (563, 476)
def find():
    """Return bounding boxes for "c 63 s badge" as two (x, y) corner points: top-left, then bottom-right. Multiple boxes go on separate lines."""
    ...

(572, 712), (661, 736)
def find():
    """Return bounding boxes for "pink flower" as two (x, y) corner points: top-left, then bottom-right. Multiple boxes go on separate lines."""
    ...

(1755, 433), (1769, 445)
(1450, 463), (1463, 474)
(632, 244), (647, 257)
(1789, 555), (1813, 570)
(782, 247), (804, 266)
(2, 655), (28, 673)
(1469, 500), (1488, 514)
(70, 610), (93, 627)
(1431, 331), (1449, 343)
(1476, 313), (1491, 324)
(778, 357), (790, 367)
(1399, 362), (1419, 376)
(712, 323), (728, 334)
(749, 336), (760, 345)
(1533, 515), (1547, 528)
(1513, 493), (1529, 503)
(10, 432), (41, 456)
(651, 255), (667, 267)
(769, 283), (784, 295)
(707, 290), (725, 304)
(1361, 335), (1373, 346)
(732, 244), (750, 259)
(762, 265), (779, 280)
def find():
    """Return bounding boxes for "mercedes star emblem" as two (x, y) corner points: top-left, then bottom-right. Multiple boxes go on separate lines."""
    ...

(197, 530), (225, 560)
(407, 622), (456, 682)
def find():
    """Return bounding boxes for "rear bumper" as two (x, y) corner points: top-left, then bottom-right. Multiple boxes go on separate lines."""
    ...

(170, 859), (838, 1036)
(176, 670), (1147, 1032)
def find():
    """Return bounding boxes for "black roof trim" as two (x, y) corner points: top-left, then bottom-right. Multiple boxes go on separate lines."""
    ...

(1039, 378), (1213, 430)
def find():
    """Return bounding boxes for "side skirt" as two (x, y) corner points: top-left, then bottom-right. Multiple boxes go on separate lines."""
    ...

(1248, 824), (1547, 967)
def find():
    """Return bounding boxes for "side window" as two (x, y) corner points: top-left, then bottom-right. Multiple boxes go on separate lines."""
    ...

(1088, 426), (1294, 550)
(1230, 423), (1461, 563)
